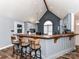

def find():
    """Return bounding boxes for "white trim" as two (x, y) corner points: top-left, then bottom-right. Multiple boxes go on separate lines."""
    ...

(0, 44), (13, 51)
(71, 13), (74, 32)
(44, 21), (52, 25)
(42, 48), (74, 59)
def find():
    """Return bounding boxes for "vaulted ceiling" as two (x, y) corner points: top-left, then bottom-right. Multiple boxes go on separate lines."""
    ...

(46, 0), (79, 19)
(0, 0), (79, 22)
(0, 0), (47, 22)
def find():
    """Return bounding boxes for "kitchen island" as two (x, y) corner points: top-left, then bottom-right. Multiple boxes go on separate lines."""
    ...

(16, 33), (78, 43)
(15, 33), (78, 59)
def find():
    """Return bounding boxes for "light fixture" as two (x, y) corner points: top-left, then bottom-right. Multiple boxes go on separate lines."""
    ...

(77, 23), (79, 25)
(35, 20), (40, 23)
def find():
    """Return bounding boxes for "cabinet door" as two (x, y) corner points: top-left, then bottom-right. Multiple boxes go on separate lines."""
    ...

(14, 21), (24, 34)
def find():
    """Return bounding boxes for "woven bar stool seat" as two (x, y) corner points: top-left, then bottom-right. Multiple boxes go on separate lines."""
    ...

(29, 38), (42, 59)
(19, 37), (30, 59)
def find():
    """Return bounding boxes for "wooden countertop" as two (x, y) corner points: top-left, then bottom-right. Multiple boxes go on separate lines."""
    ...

(14, 33), (79, 43)
(15, 33), (78, 39)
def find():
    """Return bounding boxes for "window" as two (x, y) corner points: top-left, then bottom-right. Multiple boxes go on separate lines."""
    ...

(44, 20), (53, 35)
(17, 24), (22, 33)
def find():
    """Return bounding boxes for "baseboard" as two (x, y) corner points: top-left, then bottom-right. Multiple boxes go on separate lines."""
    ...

(42, 47), (74, 59)
(0, 44), (13, 51)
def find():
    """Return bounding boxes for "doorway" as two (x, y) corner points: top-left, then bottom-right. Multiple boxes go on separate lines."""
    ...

(44, 20), (53, 35)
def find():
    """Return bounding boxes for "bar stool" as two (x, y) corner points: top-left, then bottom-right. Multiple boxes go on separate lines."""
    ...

(11, 35), (20, 59)
(19, 37), (30, 59)
(29, 38), (42, 59)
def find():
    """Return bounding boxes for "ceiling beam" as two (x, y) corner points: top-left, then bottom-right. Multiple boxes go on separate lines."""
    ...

(43, 0), (49, 11)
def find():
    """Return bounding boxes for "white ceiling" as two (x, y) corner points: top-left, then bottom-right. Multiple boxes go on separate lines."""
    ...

(0, 0), (79, 22)
(0, 0), (47, 22)
(46, 0), (79, 19)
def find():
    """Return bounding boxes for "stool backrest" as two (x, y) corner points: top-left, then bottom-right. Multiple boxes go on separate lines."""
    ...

(19, 37), (29, 45)
(11, 35), (19, 44)
(29, 38), (40, 49)
(34, 39), (40, 45)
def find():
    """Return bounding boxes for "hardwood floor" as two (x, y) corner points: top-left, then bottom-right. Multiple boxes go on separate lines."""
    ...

(0, 47), (31, 59)
(0, 47), (79, 59)
(0, 47), (15, 59)
(57, 51), (79, 59)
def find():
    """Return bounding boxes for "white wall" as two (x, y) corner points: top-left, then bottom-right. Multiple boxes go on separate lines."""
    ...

(0, 17), (24, 48)
(0, 16), (37, 49)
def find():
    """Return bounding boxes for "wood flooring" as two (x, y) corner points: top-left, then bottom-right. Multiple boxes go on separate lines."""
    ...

(0, 47), (79, 59)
